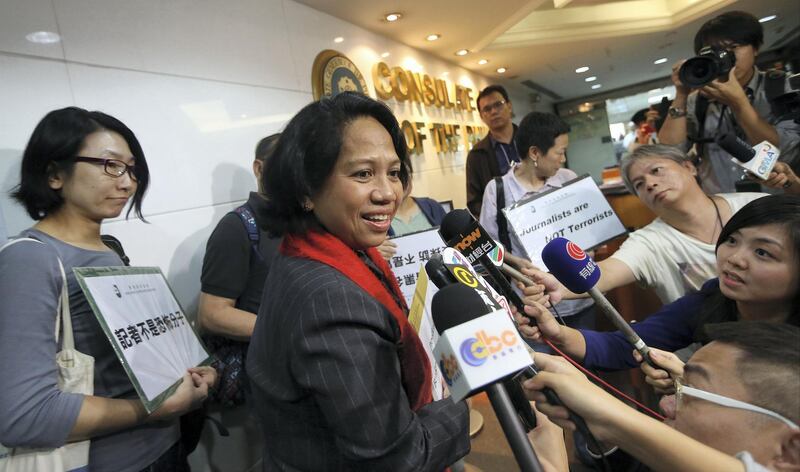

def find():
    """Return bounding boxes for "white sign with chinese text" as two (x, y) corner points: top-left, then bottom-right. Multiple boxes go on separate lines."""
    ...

(388, 228), (447, 305)
(407, 267), (445, 400)
(74, 266), (210, 413)
(503, 175), (626, 267)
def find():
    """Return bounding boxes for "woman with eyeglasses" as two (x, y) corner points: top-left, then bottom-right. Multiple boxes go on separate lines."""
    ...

(0, 107), (215, 471)
(516, 194), (800, 373)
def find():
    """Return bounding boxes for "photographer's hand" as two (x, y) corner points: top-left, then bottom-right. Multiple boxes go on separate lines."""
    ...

(700, 68), (748, 109)
(670, 59), (690, 97)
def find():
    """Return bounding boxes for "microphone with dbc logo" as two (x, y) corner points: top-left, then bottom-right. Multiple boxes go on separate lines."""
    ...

(431, 283), (544, 472)
(541, 237), (655, 366)
(425, 254), (539, 432)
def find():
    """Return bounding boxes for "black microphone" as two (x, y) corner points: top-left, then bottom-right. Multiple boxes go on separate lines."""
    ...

(424, 255), (539, 432)
(439, 210), (529, 315)
(715, 133), (780, 180)
(431, 284), (545, 472)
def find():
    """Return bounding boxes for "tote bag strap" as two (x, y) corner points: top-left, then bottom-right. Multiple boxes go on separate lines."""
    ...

(0, 237), (72, 349)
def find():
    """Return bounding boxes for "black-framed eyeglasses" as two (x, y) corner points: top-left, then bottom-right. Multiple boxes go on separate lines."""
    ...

(480, 99), (507, 115)
(74, 156), (138, 181)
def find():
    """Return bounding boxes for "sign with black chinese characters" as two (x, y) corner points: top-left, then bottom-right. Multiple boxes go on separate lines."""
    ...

(74, 266), (211, 413)
(406, 267), (444, 400)
(388, 227), (447, 306)
(502, 175), (627, 267)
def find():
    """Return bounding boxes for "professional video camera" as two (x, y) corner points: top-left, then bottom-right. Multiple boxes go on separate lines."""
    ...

(773, 73), (800, 124)
(679, 46), (736, 88)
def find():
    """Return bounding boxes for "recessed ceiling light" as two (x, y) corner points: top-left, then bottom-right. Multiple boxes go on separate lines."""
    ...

(585, 76), (597, 82)
(333, 37), (344, 43)
(496, 67), (507, 74)
(25, 31), (61, 44)
(381, 52), (390, 58)
(478, 59), (489, 65)
(426, 34), (441, 41)
(455, 49), (469, 56)
(759, 14), (777, 23)
(591, 84), (602, 90)
(654, 57), (668, 64)
(575, 66), (589, 73)
(385, 12), (402, 22)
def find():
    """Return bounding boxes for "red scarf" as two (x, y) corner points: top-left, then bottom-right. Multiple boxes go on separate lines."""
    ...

(281, 230), (433, 411)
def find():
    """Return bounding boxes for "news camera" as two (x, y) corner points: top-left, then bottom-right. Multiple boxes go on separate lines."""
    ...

(679, 46), (736, 88)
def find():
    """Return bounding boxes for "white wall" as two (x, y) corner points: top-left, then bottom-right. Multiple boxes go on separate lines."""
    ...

(0, 1), (529, 470)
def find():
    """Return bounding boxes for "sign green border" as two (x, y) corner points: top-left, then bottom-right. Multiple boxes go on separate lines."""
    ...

(74, 266), (212, 413)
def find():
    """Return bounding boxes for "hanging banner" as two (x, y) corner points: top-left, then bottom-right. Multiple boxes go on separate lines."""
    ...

(387, 227), (447, 305)
(74, 266), (211, 413)
(503, 175), (627, 267)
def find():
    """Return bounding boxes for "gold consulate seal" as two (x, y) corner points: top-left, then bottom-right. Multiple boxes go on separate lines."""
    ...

(311, 49), (369, 100)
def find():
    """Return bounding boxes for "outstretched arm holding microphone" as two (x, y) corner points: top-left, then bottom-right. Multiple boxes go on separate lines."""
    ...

(523, 352), (746, 472)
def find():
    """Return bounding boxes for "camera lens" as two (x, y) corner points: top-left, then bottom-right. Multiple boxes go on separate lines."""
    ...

(679, 56), (718, 88)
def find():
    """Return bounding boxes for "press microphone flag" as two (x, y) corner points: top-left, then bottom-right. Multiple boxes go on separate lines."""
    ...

(431, 285), (533, 402)
(716, 133), (780, 180)
(541, 237), (654, 365)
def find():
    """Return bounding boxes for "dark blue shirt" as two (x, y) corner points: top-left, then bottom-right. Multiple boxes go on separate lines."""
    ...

(490, 134), (520, 175)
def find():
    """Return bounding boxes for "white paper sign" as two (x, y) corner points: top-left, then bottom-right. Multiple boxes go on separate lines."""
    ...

(388, 228), (447, 305)
(503, 175), (627, 267)
(75, 267), (210, 412)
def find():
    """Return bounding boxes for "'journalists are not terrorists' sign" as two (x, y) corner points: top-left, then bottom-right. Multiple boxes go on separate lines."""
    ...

(502, 175), (627, 267)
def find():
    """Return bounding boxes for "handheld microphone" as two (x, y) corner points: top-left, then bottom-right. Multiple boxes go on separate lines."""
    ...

(431, 284), (544, 472)
(541, 237), (654, 366)
(439, 210), (529, 315)
(716, 133), (780, 180)
(425, 255), (538, 431)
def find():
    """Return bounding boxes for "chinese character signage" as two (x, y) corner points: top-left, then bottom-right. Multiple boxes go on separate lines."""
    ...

(74, 266), (211, 413)
(388, 227), (447, 306)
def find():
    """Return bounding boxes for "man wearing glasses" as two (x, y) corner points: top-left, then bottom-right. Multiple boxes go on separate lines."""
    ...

(523, 321), (799, 471)
(465, 85), (519, 217)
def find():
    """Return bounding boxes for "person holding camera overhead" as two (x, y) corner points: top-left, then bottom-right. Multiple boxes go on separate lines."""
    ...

(659, 11), (800, 194)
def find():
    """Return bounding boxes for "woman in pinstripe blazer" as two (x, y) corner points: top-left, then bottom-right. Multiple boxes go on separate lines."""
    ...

(246, 92), (471, 471)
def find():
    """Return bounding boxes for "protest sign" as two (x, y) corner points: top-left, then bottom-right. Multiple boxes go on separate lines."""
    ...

(503, 175), (626, 267)
(74, 267), (211, 413)
(387, 227), (447, 305)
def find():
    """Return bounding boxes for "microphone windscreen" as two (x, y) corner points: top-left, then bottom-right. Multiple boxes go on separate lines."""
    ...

(425, 254), (457, 289)
(440, 209), (473, 242)
(541, 237), (601, 293)
(716, 133), (756, 162)
(431, 283), (492, 334)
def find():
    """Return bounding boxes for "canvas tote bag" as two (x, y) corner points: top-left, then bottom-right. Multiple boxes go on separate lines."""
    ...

(0, 238), (93, 472)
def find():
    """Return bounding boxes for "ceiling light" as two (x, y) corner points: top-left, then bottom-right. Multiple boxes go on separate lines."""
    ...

(759, 15), (777, 23)
(585, 76), (597, 82)
(381, 52), (390, 58)
(654, 57), (668, 65)
(333, 37), (344, 43)
(575, 66), (589, 73)
(591, 84), (602, 90)
(385, 12), (402, 22)
(478, 59), (488, 65)
(426, 34), (441, 41)
(496, 67), (507, 74)
(455, 49), (469, 56)
(25, 31), (61, 44)
(442, 71), (450, 77)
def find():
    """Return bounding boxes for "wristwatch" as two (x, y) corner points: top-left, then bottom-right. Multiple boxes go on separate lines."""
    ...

(668, 106), (687, 118)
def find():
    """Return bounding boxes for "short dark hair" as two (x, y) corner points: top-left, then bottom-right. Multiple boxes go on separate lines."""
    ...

(259, 92), (410, 236)
(255, 133), (280, 163)
(694, 11), (764, 54)
(476, 85), (510, 111)
(699, 321), (800, 426)
(630, 108), (649, 126)
(12, 107), (149, 221)
(515, 112), (571, 158)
